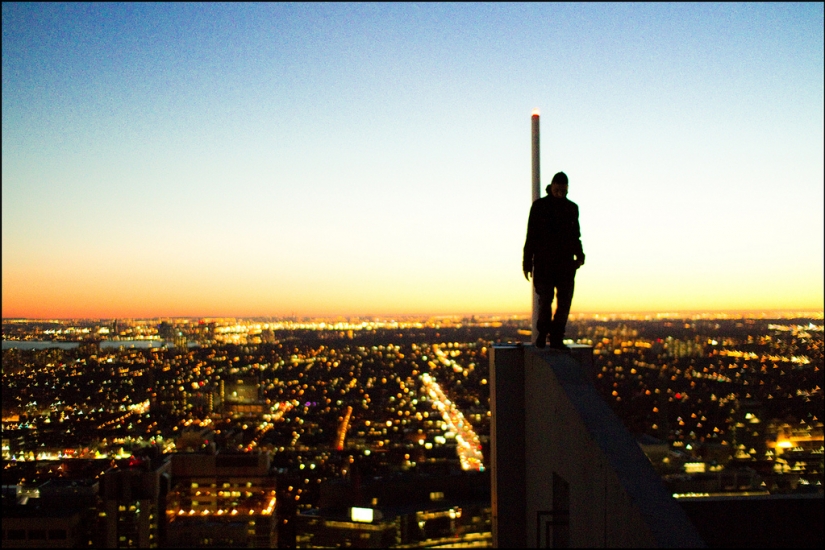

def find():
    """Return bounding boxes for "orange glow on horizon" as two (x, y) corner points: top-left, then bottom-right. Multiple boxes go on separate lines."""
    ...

(3, 259), (822, 319)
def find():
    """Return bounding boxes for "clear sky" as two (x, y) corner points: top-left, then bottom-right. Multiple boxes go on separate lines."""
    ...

(3, 2), (823, 319)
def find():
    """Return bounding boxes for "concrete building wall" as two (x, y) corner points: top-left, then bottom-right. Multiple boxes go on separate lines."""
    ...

(524, 350), (656, 546)
(491, 345), (705, 548)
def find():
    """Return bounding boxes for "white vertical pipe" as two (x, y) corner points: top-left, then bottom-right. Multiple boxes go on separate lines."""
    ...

(531, 109), (540, 344)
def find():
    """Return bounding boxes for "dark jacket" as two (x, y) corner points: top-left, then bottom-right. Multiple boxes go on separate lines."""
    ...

(523, 195), (584, 276)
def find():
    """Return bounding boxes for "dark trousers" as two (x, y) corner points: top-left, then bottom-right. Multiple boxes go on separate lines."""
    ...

(534, 266), (576, 345)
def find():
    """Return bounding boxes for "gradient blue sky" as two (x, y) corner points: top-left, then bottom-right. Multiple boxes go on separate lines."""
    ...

(3, 2), (823, 318)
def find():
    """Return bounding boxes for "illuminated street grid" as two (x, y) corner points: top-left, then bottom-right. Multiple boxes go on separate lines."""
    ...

(421, 371), (484, 472)
(2, 312), (823, 526)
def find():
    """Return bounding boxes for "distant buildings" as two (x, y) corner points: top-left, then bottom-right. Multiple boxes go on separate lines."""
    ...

(222, 375), (266, 417)
(100, 455), (171, 548)
(294, 470), (491, 548)
(2, 456), (169, 548)
(1, 315), (822, 547)
(166, 451), (277, 548)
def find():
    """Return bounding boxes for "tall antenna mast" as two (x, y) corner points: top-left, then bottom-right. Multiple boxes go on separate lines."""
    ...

(531, 108), (540, 344)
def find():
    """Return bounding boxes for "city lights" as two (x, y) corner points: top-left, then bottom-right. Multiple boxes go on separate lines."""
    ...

(2, 311), (822, 547)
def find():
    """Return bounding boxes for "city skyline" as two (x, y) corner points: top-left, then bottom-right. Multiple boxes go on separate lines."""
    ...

(2, 314), (823, 547)
(3, 3), (823, 319)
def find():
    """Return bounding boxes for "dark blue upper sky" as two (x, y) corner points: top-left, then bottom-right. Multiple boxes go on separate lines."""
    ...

(3, 2), (823, 317)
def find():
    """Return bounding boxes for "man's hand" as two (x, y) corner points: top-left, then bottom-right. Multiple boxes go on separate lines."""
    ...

(575, 254), (585, 269)
(523, 269), (531, 281)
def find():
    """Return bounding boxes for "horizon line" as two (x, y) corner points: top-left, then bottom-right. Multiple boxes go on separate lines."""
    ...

(3, 308), (823, 322)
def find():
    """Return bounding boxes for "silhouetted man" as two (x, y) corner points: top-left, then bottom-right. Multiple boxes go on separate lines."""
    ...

(523, 171), (585, 349)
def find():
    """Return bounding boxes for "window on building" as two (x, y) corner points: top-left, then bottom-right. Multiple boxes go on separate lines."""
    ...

(29, 530), (47, 540)
(8, 530), (26, 540)
(48, 530), (67, 540)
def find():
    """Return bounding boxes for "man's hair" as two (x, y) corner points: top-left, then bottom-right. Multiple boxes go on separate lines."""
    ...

(546, 171), (568, 193)
(551, 172), (568, 186)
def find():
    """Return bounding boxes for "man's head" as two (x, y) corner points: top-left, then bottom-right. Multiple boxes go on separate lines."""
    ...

(547, 171), (568, 199)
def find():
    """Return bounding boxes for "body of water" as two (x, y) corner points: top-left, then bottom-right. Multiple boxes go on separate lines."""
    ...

(1, 340), (182, 350)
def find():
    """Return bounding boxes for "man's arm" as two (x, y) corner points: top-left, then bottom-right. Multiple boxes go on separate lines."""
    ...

(572, 203), (584, 268)
(523, 202), (538, 280)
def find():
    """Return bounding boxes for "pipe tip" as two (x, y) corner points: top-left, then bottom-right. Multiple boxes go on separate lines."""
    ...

(531, 108), (540, 117)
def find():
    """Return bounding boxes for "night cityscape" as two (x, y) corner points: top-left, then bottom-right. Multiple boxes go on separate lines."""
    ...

(3, 3), (823, 548)
(2, 312), (822, 547)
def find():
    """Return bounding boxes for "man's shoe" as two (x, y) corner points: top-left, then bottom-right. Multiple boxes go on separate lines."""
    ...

(535, 332), (547, 349)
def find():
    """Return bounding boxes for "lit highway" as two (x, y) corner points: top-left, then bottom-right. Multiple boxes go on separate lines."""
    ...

(420, 372), (484, 471)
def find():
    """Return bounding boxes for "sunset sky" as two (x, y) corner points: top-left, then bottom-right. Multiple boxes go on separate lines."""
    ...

(3, 3), (823, 319)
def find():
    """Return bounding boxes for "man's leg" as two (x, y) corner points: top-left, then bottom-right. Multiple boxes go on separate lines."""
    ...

(534, 280), (554, 348)
(549, 269), (575, 347)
